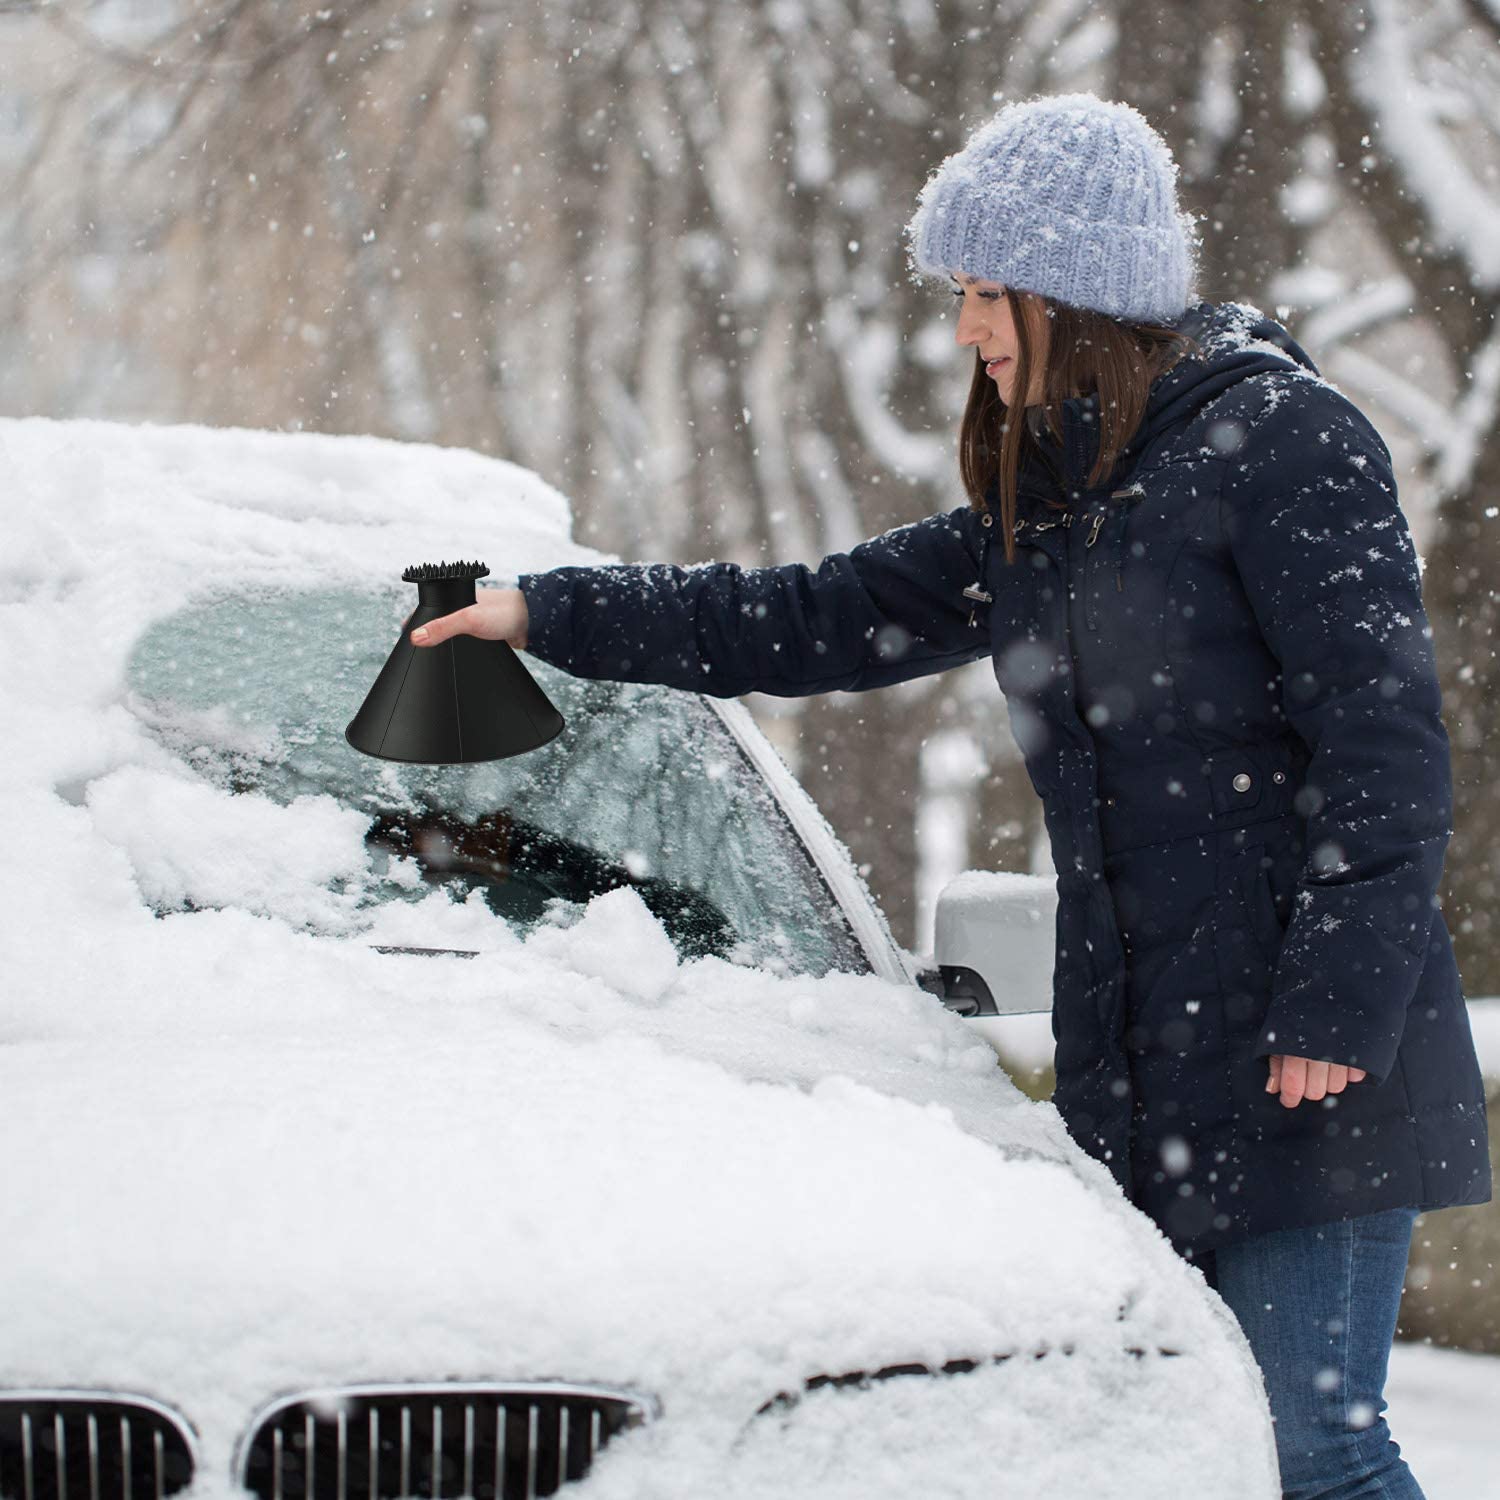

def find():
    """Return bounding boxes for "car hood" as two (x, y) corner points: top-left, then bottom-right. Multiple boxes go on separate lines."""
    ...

(0, 890), (1260, 1463)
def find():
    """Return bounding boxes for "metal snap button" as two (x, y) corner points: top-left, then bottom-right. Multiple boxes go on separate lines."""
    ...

(1272, 770), (1286, 784)
(1232, 772), (1252, 792)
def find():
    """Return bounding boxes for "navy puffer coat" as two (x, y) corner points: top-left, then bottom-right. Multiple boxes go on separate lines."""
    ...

(518, 300), (1492, 1256)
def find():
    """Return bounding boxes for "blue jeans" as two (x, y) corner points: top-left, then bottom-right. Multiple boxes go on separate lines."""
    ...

(1200, 1207), (1423, 1500)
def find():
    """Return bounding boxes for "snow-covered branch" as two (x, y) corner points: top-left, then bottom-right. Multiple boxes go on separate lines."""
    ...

(1351, 0), (1500, 289)
(1435, 313), (1500, 496)
(1322, 344), (1455, 456)
(1297, 276), (1415, 350)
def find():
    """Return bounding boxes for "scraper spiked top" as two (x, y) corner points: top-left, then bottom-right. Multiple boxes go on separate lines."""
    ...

(401, 560), (490, 582)
(346, 559), (565, 764)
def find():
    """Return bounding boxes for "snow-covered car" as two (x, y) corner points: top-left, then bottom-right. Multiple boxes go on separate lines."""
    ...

(0, 418), (1279, 1500)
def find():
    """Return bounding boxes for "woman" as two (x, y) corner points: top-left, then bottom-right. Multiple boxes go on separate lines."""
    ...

(410, 94), (1490, 1497)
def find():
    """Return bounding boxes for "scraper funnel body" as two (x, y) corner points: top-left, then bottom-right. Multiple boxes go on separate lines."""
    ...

(346, 562), (564, 764)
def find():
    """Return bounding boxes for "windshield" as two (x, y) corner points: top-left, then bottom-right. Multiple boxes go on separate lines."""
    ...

(123, 585), (868, 977)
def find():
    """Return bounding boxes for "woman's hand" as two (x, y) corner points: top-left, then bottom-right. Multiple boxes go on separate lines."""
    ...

(409, 586), (529, 650)
(1266, 1054), (1368, 1108)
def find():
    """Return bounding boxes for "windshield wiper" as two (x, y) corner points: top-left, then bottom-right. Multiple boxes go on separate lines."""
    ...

(370, 944), (479, 959)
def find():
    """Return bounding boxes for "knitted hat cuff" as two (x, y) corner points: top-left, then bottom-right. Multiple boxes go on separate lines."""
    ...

(919, 190), (1195, 322)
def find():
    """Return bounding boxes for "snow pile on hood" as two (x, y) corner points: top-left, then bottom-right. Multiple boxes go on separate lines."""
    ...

(0, 419), (1276, 1499)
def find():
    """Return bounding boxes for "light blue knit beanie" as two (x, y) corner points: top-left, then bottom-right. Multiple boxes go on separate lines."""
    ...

(906, 92), (1198, 323)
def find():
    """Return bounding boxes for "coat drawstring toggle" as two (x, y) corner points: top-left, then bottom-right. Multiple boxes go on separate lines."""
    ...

(964, 510), (996, 628)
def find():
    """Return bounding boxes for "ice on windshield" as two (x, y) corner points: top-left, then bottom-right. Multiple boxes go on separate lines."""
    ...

(121, 584), (868, 976)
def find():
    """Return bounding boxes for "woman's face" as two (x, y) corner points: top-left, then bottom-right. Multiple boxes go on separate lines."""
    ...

(951, 273), (1048, 407)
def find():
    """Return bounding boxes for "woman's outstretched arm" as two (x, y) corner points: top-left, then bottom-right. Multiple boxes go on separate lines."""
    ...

(416, 504), (997, 698)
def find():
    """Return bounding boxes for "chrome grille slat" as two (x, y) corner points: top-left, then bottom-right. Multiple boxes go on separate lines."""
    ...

(53, 1413), (66, 1500)
(524, 1405), (538, 1500)
(239, 1387), (648, 1500)
(85, 1416), (98, 1500)
(397, 1407), (410, 1500)
(0, 1397), (192, 1500)
(460, 1406), (473, 1500)
(501, 1398), (513, 1494)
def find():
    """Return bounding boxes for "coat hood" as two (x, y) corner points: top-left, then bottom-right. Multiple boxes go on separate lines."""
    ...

(1006, 301), (1321, 588)
(1137, 299), (1319, 452)
(1033, 299), (1319, 494)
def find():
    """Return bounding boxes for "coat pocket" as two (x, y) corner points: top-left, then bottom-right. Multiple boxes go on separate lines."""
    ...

(1235, 838), (1293, 965)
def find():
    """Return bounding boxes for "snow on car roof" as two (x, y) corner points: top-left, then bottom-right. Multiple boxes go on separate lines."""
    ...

(0, 418), (1273, 1497)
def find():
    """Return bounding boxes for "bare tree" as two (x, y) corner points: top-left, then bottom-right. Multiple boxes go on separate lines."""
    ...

(11, 0), (1496, 962)
(3, 0), (1095, 947)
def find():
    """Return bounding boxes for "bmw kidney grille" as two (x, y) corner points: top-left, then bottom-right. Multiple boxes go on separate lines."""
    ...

(238, 1386), (650, 1500)
(0, 1394), (195, 1500)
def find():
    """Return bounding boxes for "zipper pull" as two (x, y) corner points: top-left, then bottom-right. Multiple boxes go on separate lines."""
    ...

(1086, 510), (1106, 548)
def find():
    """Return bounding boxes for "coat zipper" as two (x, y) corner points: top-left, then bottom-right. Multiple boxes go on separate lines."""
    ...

(1082, 483), (1144, 631)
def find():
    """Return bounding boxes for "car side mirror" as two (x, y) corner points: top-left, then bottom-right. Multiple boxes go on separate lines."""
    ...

(916, 871), (1056, 1017)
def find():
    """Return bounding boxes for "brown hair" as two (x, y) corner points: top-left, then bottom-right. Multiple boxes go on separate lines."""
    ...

(958, 289), (1199, 563)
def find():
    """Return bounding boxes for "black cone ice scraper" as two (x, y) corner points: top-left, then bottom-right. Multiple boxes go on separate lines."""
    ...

(346, 561), (564, 764)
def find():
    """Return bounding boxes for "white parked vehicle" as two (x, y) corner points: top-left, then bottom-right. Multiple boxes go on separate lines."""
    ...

(0, 418), (1278, 1500)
